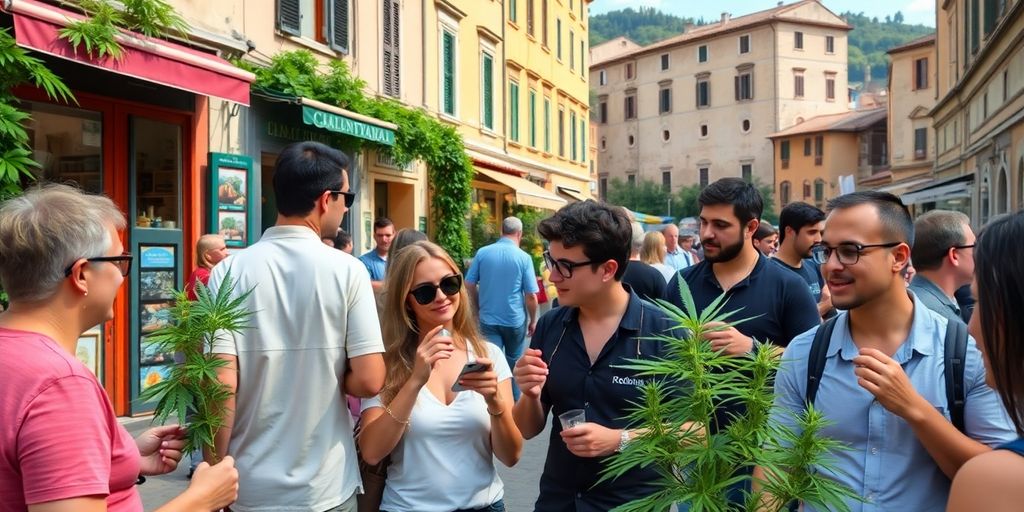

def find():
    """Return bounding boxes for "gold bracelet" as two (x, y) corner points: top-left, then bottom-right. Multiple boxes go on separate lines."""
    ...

(383, 404), (410, 428)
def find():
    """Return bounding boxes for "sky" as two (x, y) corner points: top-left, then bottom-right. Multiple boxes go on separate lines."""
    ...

(589, 0), (936, 27)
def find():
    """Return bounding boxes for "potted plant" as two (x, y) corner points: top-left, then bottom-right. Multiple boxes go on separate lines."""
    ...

(602, 281), (859, 511)
(139, 274), (253, 461)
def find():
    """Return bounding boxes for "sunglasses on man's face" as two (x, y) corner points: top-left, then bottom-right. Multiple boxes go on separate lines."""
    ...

(409, 274), (463, 305)
(328, 189), (356, 208)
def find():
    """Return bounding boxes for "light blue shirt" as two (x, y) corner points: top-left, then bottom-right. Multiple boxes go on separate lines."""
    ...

(771, 292), (1015, 512)
(664, 248), (693, 271)
(358, 250), (387, 281)
(465, 238), (539, 327)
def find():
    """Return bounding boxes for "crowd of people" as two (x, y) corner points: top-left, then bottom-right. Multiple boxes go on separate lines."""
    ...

(3, 140), (1024, 512)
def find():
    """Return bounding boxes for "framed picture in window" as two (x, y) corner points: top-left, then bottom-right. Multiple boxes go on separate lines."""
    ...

(208, 153), (254, 248)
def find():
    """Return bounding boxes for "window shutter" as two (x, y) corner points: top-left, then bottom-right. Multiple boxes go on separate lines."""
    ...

(734, 76), (740, 101)
(483, 55), (493, 129)
(277, 0), (301, 36)
(443, 32), (455, 115)
(328, 0), (350, 53)
(382, 0), (400, 97)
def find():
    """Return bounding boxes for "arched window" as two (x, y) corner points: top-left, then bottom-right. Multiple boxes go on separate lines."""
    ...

(780, 181), (792, 206)
(997, 166), (1009, 215)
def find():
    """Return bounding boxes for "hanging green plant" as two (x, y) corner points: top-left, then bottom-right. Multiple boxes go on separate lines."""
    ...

(138, 274), (253, 459)
(236, 50), (474, 265)
(601, 281), (860, 511)
(58, 0), (191, 60)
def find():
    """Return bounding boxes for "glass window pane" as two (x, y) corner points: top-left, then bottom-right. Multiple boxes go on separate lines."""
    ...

(133, 117), (181, 228)
(20, 101), (103, 194)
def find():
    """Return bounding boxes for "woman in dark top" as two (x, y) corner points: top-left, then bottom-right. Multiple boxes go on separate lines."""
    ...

(948, 211), (1024, 511)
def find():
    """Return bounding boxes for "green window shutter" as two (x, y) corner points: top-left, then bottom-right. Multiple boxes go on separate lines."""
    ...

(482, 54), (494, 129)
(581, 119), (586, 162)
(570, 111), (577, 160)
(510, 0), (517, 23)
(328, 0), (350, 53)
(443, 32), (455, 115)
(529, 91), (537, 147)
(277, 0), (301, 36)
(544, 99), (551, 152)
(781, 140), (790, 160)
(510, 82), (520, 142)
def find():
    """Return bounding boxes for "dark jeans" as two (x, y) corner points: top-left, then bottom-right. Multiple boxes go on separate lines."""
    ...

(383, 499), (505, 512)
(480, 322), (527, 400)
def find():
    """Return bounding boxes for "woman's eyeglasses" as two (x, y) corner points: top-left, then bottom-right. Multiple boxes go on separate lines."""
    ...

(64, 253), (134, 277)
(328, 190), (356, 208)
(409, 274), (463, 305)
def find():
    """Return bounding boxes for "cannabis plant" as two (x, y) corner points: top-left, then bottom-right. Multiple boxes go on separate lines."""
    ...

(138, 274), (253, 460)
(602, 281), (859, 512)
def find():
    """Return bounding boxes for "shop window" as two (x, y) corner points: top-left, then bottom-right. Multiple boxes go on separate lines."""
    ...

(133, 117), (181, 227)
(20, 101), (103, 194)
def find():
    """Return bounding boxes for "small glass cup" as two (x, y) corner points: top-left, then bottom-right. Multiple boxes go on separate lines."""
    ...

(558, 409), (586, 430)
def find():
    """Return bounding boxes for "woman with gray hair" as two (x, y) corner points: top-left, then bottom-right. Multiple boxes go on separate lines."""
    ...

(0, 184), (238, 511)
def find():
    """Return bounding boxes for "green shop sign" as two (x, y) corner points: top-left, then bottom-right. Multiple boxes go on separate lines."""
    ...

(302, 105), (396, 146)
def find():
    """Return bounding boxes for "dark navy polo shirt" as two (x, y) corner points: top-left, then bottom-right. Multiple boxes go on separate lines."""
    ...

(621, 260), (666, 302)
(770, 257), (824, 303)
(530, 287), (680, 512)
(666, 255), (820, 348)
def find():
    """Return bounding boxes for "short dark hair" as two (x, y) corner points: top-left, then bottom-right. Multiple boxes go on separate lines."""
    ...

(537, 200), (631, 280)
(778, 202), (826, 243)
(911, 210), (971, 271)
(333, 229), (352, 249)
(826, 191), (914, 247)
(273, 141), (348, 217)
(698, 178), (763, 224)
(374, 217), (394, 231)
(974, 211), (1024, 435)
(753, 222), (777, 241)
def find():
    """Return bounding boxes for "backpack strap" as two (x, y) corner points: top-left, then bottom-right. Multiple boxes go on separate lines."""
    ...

(805, 316), (840, 406)
(944, 319), (969, 433)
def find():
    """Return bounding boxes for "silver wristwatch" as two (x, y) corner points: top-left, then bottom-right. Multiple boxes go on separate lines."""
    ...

(617, 430), (631, 453)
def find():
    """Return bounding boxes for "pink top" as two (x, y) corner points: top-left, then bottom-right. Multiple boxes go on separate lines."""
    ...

(0, 327), (142, 511)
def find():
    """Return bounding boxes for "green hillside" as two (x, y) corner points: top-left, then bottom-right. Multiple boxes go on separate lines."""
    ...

(589, 8), (935, 85)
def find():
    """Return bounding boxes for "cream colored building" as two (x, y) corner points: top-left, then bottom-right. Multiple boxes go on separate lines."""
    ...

(882, 34), (938, 196)
(589, 1), (850, 195)
(905, 0), (1024, 221)
(169, 0), (431, 252)
(419, 0), (594, 220)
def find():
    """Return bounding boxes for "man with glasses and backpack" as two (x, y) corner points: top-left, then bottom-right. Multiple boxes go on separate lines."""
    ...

(758, 191), (1014, 511)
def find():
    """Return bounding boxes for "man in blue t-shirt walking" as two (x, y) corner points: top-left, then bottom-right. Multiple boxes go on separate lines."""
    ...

(467, 217), (539, 400)
(772, 202), (833, 319)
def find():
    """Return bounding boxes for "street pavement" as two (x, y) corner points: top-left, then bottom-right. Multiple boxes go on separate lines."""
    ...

(127, 416), (551, 511)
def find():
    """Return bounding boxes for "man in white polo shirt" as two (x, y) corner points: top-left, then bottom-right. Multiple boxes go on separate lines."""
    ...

(207, 141), (386, 512)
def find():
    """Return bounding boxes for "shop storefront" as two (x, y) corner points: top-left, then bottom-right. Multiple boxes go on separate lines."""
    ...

(244, 93), (405, 251)
(900, 174), (974, 218)
(4, 0), (253, 415)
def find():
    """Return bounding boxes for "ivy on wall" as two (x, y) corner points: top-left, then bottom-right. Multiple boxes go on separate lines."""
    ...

(237, 51), (474, 265)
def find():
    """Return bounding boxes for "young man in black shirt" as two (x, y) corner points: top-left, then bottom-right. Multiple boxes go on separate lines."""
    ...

(622, 222), (666, 302)
(772, 202), (833, 318)
(513, 201), (680, 511)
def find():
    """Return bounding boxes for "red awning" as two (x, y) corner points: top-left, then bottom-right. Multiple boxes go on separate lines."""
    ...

(4, 0), (254, 105)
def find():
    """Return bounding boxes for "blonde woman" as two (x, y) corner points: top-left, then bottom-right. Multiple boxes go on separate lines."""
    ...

(358, 241), (522, 512)
(641, 230), (676, 283)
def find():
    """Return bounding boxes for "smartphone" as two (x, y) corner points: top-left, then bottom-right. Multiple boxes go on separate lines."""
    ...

(451, 360), (489, 392)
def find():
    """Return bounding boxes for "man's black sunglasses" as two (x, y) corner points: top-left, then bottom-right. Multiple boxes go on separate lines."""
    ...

(409, 274), (463, 305)
(328, 190), (356, 208)
(64, 253), (134, 277)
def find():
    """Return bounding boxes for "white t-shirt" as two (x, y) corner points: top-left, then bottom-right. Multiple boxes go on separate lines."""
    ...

(208, 225), (385, 512)
(362, 342), (512, 512)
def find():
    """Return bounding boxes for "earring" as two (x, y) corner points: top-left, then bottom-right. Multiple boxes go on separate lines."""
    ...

(84, 291), (88, 297)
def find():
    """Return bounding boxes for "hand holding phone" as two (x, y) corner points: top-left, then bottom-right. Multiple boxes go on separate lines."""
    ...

(451, 358), (489, 392)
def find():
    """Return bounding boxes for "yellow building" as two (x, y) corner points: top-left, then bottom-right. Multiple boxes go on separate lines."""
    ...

(905, 0), (1024, 220)
(770, 108), (887, 209)
(422, 0), (594, 218)
(883, 35), (937, 196)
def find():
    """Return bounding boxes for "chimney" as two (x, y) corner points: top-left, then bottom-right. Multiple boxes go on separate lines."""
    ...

(721, 12), (731, 24)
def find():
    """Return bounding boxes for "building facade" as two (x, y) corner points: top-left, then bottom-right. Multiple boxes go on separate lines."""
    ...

(883, 35), (938, 197)
(421, 0), (594, 222)
(770, 108), (888, 209)
(589, 0), (850, 194)
(906, 0), (1024, 221)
